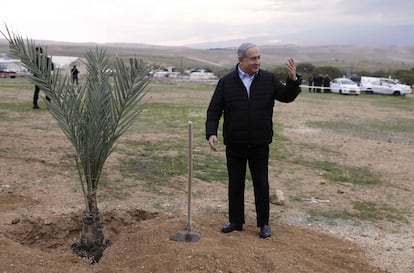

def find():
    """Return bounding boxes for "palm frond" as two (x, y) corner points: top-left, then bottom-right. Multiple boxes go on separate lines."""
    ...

(2, 26), (152, 212)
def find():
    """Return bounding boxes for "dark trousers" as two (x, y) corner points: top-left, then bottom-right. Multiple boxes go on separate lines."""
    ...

(33, 85), (51, 107)
(226, 144), (270, 228)
(33, 85), (40, 107)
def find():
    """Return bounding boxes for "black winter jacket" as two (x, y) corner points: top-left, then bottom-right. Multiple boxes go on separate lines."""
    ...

(206, 66), (301, 146)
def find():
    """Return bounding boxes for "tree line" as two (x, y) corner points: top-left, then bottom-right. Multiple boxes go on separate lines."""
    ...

(272, 63), (414, 85)
(212, 63), (414, 86)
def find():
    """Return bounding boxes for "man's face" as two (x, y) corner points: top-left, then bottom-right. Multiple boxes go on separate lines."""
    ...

(238, 46), (261, 76)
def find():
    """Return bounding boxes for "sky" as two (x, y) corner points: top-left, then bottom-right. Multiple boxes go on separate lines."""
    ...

(1, 0), (413, 48)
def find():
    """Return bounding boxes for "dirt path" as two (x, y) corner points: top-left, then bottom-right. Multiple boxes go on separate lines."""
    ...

(1, 81), (413, 272)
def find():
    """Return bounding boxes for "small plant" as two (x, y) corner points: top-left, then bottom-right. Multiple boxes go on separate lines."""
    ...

(2, 26), (152, 262)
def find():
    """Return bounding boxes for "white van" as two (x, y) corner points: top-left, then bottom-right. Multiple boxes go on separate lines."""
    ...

(359, 76), (379, 93)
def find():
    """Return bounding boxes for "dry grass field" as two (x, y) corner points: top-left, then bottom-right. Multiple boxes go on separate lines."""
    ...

(1, 75), (413, 272)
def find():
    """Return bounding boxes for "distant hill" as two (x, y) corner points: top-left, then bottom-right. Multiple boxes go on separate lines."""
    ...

(1, 39), (413, 73)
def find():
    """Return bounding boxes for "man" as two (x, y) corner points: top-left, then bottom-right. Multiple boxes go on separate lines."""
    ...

(205, 43), (301, 238)
(314, 74), (323, 93)
(32, 47), (43, 109)
(323, 74), (330, 93)
(71, 65), (79, 85)
(32, 47), (53, 109)
(308, 75), (313, 92)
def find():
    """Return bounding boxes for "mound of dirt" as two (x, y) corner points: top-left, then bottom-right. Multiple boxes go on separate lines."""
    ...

(0, 206), (388, 273)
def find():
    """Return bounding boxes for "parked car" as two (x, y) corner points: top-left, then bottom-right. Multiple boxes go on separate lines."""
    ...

(377, 78), (411, 94)
(0, 64), (17, 78)
(363, 79), (411, 96)
(358, 76), (411, 95)
(329, 78), (360, 95)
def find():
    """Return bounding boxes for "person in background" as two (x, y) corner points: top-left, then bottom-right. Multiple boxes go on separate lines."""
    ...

(71, 65), (79, 85)
(32, 47), (53, 109)
(314, 74), (323, 93)
(323, 74), (331, 93)
(205, 42), (301, 238)
(308, 75), (313, 92)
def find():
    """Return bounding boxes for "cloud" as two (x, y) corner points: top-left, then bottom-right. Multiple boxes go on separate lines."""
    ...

(1, 0), (413, 47)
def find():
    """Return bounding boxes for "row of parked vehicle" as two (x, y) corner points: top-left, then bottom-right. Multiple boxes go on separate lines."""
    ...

(329, 76), (412, 96)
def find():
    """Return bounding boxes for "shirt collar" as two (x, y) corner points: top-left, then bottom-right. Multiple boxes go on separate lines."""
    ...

(237, 64), (257, 80)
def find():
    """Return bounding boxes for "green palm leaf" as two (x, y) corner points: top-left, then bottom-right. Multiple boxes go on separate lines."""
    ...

(2, 26), (152, 212)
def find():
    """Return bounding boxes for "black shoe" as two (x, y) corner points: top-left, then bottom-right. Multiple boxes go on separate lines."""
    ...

(259, 225), (271, 238)
(221, 223), (243, 233)
(32, 105), (40, 109)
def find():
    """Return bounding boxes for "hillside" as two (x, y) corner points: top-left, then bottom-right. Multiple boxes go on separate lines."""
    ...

(1, 39), (414, 72)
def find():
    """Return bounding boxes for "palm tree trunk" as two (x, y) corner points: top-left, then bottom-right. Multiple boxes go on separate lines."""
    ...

(71, 192), (109, 263)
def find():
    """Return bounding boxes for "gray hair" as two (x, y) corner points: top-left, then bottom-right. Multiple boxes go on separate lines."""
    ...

(237, 42), (257, 57)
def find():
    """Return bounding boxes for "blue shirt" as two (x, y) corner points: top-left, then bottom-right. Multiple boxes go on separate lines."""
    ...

(238, 65), (257, 98)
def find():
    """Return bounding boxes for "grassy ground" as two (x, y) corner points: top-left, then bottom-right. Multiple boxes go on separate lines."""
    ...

(1, 76), (414, 272)
(2, 77), (412, 223)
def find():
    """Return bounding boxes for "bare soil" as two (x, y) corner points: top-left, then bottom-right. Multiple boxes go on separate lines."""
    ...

(1, 81), (413, 273)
